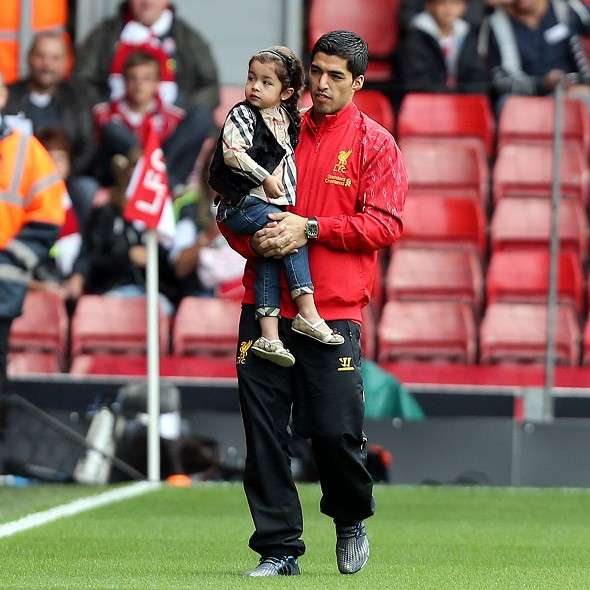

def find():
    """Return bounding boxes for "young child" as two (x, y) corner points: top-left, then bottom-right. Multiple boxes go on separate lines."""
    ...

(210, 46), (344, 368)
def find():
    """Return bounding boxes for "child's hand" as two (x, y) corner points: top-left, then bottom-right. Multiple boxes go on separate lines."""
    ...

(263, 176), (285, 200)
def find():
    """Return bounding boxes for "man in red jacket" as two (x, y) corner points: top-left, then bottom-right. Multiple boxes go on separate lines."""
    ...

(220, 31), (407, 577)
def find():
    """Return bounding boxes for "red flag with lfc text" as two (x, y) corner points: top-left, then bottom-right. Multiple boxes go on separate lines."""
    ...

(123, 121), (175, 242)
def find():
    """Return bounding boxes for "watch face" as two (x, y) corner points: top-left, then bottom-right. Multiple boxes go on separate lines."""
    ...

(306, 220), (318, 238)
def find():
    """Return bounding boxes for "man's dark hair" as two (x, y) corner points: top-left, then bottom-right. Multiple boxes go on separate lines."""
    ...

(122, 50), (161, 79)
(310, 30), (368, 79)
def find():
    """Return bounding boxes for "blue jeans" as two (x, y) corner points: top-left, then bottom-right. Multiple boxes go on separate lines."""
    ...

(219, 196), (314, 316)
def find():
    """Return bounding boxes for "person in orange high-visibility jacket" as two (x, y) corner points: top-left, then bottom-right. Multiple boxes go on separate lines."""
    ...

(0, 72), (65, 435)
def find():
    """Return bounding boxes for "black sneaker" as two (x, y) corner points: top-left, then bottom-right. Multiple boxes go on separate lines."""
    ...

(244, 556), (300, 577)
(335, 521), (369, 574)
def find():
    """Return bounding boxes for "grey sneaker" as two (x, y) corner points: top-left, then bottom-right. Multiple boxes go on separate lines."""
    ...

(244, 556), (300, 577)
(335, 521), (369, 574)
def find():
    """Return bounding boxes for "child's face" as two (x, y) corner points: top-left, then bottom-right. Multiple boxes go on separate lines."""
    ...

(426, 0), (466, 30)
(49, 149), (70, 180)
(245, 59), (292, 109)
(124, 62), (160, 107)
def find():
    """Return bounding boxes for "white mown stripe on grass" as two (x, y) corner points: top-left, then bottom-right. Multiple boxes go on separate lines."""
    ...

(0, 481), (160, 539)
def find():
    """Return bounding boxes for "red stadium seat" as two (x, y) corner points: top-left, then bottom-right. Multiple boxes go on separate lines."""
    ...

(300, 89), (395, 133)
(491, 198), (589, 263)
(8, 352), (60, 376)
(71, 296), (170, 356)
(378, 301), (476, 363)
(352, 90), (395, 133)
(402, 142), (487, 205)
(399, 195), (486, 255)
(583, 318), (590, 365)
(308, 0), (400, 82)
(486, 250), (584, 314)
(173, 296), (241, 357)
(480, 303), (581, 365)
(9, 291), (67, 358)
(361, 305), (377, 361)
(399, 137), (489, 197)
(493, 143), (589, 205)
(498, 96), (590, 156)
(398, 93), (495, 157)
(214, 85), (245, 128)
(386, 248), (483, 310)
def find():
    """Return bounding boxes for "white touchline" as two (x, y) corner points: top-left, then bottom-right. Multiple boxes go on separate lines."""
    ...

(0, 480), (161, 540)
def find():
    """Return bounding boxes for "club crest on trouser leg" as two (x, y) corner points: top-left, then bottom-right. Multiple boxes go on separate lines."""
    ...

(237, 340), (253, 364)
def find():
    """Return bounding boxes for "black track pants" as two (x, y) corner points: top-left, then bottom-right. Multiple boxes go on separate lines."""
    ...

(236, 305), (375, 558)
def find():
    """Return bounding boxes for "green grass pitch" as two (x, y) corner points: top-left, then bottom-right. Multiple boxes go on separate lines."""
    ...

(2, 484), (590, 589)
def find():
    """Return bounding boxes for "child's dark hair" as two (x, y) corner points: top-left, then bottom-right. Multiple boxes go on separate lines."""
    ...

(123, 50), (162, 79)
(36, 126), (72, 156)
(311, 30), (368, 79)
(249, 46), (304, 132)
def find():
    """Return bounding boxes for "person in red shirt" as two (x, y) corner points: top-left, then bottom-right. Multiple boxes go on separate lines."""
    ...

(220, 31), (408, 577)
(93, 50), (192, 189)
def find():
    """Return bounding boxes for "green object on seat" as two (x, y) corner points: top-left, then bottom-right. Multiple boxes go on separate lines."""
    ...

(361, 359), (424, 420)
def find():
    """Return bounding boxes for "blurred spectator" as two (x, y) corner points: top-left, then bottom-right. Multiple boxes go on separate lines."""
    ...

(29, 129), (82, 295)
(94, 51), (203, 190)
(69, 153), (178, 314)
(0, 72), (65, 431)
(396, 0), (489, 94)
(75, 0), (219, 111)
(170, 190), (245, 298)
(400, 0), (493, 30)
(5, 32), (98, 227)
(479, 0), (590, 105)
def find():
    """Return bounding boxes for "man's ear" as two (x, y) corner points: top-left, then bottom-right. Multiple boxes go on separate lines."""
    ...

(352, 75), (364, 92)
(281, 87), (295, 101)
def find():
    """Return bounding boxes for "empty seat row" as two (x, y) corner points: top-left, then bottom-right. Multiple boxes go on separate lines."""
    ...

(404, 141), (589, 208)
(9, 292), (590, 377)
(7, 293), (378, 377)
(399, 194), (589, 264)
(378, 301), (586, 366)
(387, 247), (587, 314)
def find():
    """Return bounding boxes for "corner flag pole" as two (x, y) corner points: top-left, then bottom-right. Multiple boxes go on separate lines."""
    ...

(123, 122), (170, 482)
(146, 228), (160, 482)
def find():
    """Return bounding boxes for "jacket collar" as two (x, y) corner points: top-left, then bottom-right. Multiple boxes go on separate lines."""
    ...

(304, 100), (358, 133)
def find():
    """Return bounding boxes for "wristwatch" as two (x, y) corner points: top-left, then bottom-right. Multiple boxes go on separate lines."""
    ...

(305, 217), (319, 240)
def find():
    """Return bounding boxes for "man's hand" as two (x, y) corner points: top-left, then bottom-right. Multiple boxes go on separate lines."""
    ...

(252, 212), (308, 258)
(262, 175), (285, 200)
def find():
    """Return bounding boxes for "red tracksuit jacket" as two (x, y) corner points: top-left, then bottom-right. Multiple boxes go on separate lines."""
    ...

(220, 101), (408, 323)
